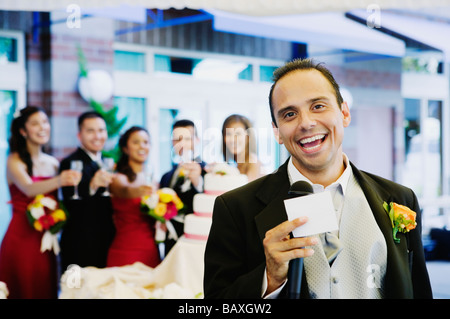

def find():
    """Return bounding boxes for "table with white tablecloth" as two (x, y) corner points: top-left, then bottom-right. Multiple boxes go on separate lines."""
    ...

(154, 236), (207, 295)
(0, 281), (8, 299)
(59, 236), (207, 299)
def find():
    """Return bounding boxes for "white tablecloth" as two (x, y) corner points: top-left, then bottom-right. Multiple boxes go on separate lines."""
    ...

(0, 281), (8, 299)
(155, 236), (207, 295)
(59, 236), (207, 299)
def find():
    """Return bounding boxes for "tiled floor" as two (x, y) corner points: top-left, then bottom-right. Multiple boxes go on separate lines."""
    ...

(427, 261), (450, 299)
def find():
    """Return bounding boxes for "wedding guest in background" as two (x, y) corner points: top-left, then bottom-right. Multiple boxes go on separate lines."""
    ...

(0, 106), (80, 299)
(59, 111), (115, 272)
(107, 126), (160, 268)
(159, 119), (207, 255)
(222, 114), (264, 182)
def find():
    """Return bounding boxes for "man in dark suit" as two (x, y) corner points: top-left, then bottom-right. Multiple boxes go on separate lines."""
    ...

(204, 59), (432, 299)
(160, 119), (207, 255)
(59, 112), (115, 272)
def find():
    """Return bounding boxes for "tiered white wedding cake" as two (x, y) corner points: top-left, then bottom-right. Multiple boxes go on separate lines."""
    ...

(183, 163), (248, 241)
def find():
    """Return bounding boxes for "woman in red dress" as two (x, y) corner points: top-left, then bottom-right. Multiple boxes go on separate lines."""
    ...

(107, 126), (161, 268)
(0, 106), (80, 299)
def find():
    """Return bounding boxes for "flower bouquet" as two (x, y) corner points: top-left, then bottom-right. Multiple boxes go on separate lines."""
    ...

(26, 194), (68, 254)
(383, 201), (417, 244)
(141, 188), (184, 242)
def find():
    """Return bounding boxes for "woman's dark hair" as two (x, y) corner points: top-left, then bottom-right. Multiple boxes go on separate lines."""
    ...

(221, 114), (258, 176)
(116, 126), (149, 182)
(9, 106), (47, 176)
(222, 114), (255, 164)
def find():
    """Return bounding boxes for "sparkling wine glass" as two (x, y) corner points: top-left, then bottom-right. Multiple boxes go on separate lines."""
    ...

(144, 171), (153, 186)
(101, 157), (115, 196)
(181, 150), (193, 163)
(70, 160), (83, 199)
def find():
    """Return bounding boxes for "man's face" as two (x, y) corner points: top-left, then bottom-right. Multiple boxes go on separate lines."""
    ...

(78, 117), (108, 154)
(271, 69), (351, 177)
(172, 126), (195, 158)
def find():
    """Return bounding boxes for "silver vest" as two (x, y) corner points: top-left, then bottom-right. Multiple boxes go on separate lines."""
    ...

(304, 172), (387, 299)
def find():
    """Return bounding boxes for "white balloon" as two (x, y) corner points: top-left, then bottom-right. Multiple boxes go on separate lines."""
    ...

(78, 69), (114, 103)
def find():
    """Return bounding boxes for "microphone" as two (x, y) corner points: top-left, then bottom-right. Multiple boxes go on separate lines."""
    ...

(286, 181), (313, 299)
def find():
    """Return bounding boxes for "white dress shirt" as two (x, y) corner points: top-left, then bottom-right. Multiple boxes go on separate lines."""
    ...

(262, 155), (351, 298)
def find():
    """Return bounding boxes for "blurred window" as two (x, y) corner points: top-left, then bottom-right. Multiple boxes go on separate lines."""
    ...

(114, 50), (146, 72)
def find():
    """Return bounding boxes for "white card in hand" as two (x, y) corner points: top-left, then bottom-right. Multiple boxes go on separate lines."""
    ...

(284, 191), (338, 237)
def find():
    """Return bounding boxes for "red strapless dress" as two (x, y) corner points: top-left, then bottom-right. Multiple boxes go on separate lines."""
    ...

(106, 197), (160, 268)
(0, 177), (58, 299)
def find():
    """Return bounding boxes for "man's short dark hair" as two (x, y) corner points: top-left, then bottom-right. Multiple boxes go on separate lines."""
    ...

(78, 111), (105, 131)
(269, 58), (344, 127)
(172, 119), (197, 136)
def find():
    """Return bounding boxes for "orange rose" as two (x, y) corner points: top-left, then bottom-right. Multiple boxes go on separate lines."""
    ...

(392, 203), (417, 231)
(383, 201), (417, 244)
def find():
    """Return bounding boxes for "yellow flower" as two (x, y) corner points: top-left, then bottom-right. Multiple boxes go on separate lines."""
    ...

(52, 209), (66, 222)
(172, 195), (184, 210)
(154, 203), (167, 217)
(157, 189), (175, 204)
(29, 194), (44, 209)
(34, 220), (43, 232)
(141, 194), (150, 203)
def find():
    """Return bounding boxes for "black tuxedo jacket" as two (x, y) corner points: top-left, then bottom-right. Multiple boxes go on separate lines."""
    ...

(59, 147), (115, 270)
(204, 159), (432, 299)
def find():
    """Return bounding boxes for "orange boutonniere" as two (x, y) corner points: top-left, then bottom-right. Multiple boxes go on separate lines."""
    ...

(383, 201), (417, 244)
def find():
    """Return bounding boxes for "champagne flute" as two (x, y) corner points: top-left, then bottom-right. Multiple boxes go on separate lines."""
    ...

(70, 160), (83, 199)
(181, 149), (193, 163)
(180, 149), (193, 180)
(142, 163), (156, 190)
(101, 157), (115, 196)
(144, 171), (153, 186)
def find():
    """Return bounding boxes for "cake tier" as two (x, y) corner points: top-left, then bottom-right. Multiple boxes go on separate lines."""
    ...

(204, 173), (248, 194)
(184, 214), (212, 241)
(193, 193), (217, 217)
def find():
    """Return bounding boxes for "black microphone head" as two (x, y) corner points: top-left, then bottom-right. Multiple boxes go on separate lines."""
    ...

(288, 181), (313, 197)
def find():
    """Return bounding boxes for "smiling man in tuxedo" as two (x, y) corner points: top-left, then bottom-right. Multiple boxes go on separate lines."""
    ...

(59, 112), (115, 273)
(203, 58), (432, 299)
(160, 119), (207, 255)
